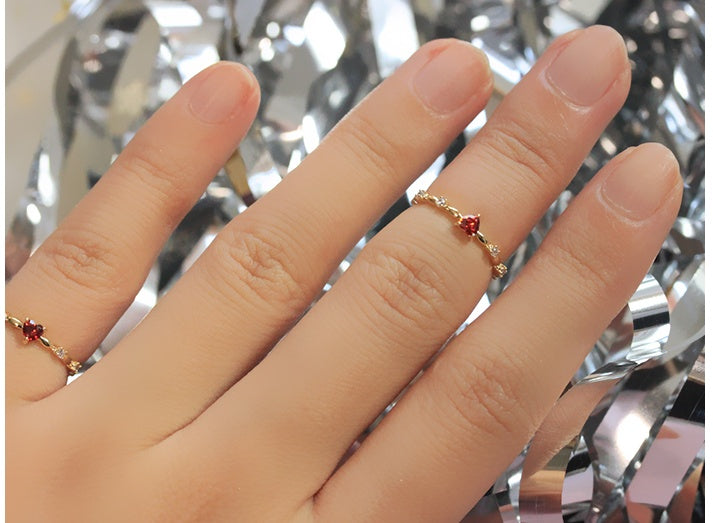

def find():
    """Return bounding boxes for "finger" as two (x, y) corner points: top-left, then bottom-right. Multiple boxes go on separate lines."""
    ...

(186, 26), (630, 491)
(5, 62), (259, 401)
(71, 40), (494, 442)
(315, 143), (683, 521)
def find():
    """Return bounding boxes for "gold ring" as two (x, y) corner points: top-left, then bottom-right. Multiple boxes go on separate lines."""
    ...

(411, 190), (507, 280)
(5, 313), (81, 375)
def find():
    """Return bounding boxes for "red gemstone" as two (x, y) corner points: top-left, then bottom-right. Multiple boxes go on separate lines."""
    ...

(22, 319), (44, 341)
(459, 215), (480, 236)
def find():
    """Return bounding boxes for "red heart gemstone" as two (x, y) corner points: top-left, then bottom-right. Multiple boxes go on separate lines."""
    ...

(22, 319), (44, 341)
(459, 215), (480, 236)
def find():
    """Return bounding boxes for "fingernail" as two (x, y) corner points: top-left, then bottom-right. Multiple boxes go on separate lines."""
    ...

(546, 25), (627, 106)
(412, 41), (491, 114)
(189, 63), (256, 123)
(601, 143), (680, 220)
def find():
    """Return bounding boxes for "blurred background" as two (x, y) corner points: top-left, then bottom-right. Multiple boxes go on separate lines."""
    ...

(5, 1), (704, 520)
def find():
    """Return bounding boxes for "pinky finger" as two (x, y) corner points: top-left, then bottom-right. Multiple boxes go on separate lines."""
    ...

(314, 143), (683, 522)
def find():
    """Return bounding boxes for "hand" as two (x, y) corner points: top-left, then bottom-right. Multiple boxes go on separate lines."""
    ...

(7, 26), (682, 522)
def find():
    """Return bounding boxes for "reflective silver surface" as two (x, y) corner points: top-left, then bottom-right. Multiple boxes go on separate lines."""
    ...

(6, 1), (704, 520)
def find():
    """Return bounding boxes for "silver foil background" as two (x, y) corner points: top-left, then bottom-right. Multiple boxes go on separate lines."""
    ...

(5, 1), (704, 520)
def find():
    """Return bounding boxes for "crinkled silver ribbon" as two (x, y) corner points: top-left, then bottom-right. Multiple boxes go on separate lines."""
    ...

(5, 1), (704, 520)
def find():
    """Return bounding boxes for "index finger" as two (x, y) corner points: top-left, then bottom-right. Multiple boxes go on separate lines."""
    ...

(6, 62), (259, 401)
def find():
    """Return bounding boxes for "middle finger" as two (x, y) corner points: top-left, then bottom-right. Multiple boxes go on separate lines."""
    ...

(186, 25), (631, 491)
(69, 39), (494, 442)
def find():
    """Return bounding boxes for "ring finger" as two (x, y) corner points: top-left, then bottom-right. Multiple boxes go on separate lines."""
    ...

(185, 26), (631, 491)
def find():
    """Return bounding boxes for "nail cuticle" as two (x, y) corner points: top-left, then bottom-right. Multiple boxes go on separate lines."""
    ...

(599, 145), (679, 221)
(412, 41), (491, 115)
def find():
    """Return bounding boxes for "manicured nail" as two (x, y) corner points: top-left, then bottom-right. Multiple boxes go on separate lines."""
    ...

(601, 143), (680, 220)
(189, 63), (255, 123)
(546, 25), (627, 106)
(412, 41), (491, 114)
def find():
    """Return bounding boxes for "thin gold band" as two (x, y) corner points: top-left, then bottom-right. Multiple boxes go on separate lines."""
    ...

(411, 190), (507, 280)
(5, 313), (81, 375)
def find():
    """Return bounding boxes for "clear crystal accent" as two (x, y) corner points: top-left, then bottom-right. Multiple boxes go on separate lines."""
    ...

(4, 1), (705, 520)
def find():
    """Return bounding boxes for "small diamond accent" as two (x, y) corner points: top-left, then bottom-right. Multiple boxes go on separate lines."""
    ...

(55, 348), (66, 359)
(436, 197), (447, 206)
(493, 263), (508, 278)
(489, 245), (500, 256)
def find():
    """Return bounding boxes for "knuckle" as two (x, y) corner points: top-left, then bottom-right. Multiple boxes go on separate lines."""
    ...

(205, 224), (309, 315)
(541, 232), (613, 299)
(481, 117), (562, 195)
(118, 144), (190, 215)
(336, 112), (404, 188)
(39, 227), (128, 295)
(356, 241), (452, 330)
(144, 447), (224, 523)
(427, 346), (538, 442)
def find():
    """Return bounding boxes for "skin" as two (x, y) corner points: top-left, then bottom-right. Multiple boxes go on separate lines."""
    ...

(7, 26), (682, 522)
